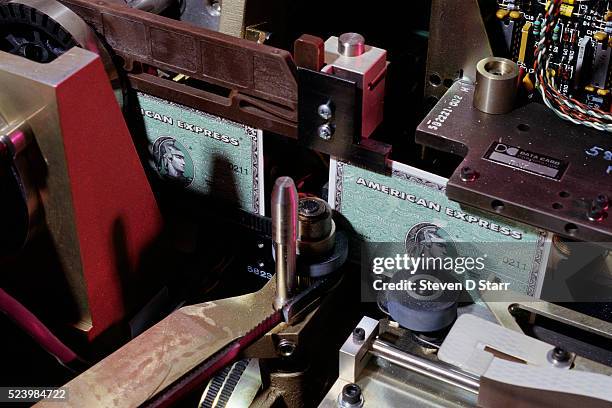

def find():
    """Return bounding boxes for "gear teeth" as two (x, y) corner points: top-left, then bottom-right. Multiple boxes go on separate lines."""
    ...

(200, 359), (251, 408)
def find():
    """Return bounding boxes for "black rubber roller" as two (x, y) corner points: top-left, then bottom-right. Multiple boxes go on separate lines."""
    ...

(386, 270), (459, 333)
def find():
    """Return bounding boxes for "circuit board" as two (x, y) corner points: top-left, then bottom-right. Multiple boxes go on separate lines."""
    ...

(496, 0), (612, 110)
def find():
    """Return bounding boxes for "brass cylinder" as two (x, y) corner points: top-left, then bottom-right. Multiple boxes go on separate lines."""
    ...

(473, 57), (519, 115)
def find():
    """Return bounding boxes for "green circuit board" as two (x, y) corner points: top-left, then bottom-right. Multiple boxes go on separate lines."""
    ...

(496, 0), (612, 109)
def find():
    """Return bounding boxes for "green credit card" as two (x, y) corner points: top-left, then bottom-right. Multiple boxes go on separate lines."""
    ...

(328, 158), (552, 298)
(137, 92), (264, 215)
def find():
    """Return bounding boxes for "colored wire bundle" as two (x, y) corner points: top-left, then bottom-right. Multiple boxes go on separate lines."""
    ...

(534, 0), (612, 131)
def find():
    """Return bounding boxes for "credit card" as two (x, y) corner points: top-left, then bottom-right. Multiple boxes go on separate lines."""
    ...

(137, 92), (264, 215)
(328, 158), (552, 298)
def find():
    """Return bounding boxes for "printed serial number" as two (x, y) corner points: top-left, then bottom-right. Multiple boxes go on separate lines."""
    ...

(427, 94), (464, 131)
(502, 256), (528, 272)
(229, 163), (249, 175)
(247, 265), (272, 280)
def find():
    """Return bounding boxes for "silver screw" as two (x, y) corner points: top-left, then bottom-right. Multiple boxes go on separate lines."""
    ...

(318, 124), (334, 140)
(318, 103), (333, 120)
(277, 339), (296, 357)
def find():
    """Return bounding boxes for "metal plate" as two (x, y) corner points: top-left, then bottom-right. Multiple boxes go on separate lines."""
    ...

(424, 0), (492, 103)
(297, 67), (391, 172)
(416, 82), (612, 245)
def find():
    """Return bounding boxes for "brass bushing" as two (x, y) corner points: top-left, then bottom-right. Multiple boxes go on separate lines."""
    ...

(473, 57), (519, 115)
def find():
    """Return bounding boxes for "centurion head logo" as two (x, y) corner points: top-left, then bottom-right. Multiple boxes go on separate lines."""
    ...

(405, 223), (458, 260)
(151, 136), (194, 187)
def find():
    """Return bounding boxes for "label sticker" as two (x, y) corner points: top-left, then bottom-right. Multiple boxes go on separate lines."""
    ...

(484, 142), (568, 180)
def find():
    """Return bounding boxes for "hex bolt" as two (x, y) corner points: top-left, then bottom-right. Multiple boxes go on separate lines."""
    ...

(318, 103), (334, 120)
(340, 383), (364, 407)
(460, 166), (478, 182)
(318, 124), (334, 140)
(352, 327), (365, 343)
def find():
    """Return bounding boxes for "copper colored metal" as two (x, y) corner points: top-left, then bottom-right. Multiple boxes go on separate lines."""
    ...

(36, 278), (279, 408)
(294, 34), (325, 71)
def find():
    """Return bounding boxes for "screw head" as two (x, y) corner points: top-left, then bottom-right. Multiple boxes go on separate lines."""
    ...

(352, 327), (366, 343)
(460, 166), (478, 182)
(318, 124), (334, 140)
(341, 383), (362, 405)
(317, 103), (334, 120)
(587, 204), (606, 222)
(552, 347), (570, 362)
(299, 198), (325, 217)
(277, 339), (296, 357)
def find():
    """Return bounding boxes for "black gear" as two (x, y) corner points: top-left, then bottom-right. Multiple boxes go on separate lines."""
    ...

(0, 1), (77, 62)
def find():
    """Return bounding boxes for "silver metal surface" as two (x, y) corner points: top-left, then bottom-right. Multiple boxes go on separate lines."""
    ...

(473, 57), (518, 114)
(371, 340), (480, 395)
(425, 0), (493, 102)
(180, 0), (222, 32)
(318, 124), (334, 140)
(317, 103), (334, 120)
(272, 177), (298, 310)
(482, 291), (612, 375)
(323, 36), (387, 139)
(125, 0), (173, 14)
(339, 317), (379, 383)
(338, 33), (366, 57)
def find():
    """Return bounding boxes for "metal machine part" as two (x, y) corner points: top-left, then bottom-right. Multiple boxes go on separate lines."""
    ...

(124, 0), (173, 14)
(321, 312), (612, 408)
(294, 196), (349, 279)
(0, 46), (161, 339)
(473, 57), (518, 115)
(272, 177), (298, 311)
(296, 31), (391, 172)
(481, 290), (612, 372)
(321, 317), (479, 408)
(180, 0), (282, 39)
(0, 0), (115, 68)
(0, 126), (37, 255)
(297, 197), (335, 258)
(337, 33), (365, 58)
(424, 0), (493, 104)
(440, 314), (612, 407)
(416, 81), (612, 245)
(199, 359), (262, 408)
(0, 0), (122, 103)
(386, 271), (459, 334)
(322, 34), (387, 139)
